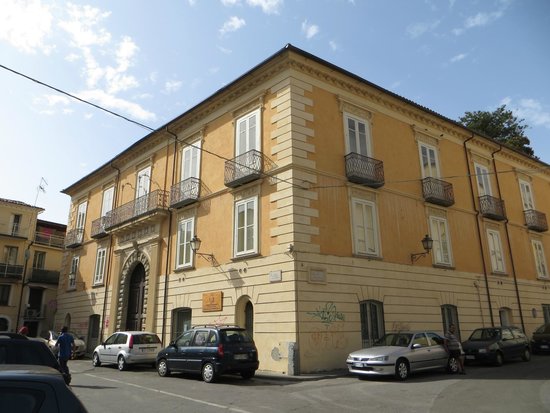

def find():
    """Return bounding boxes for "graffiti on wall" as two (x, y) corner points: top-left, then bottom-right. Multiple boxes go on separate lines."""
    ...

(304, 302), (347, 357)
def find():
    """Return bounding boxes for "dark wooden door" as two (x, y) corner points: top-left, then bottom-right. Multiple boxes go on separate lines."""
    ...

(125, 264), (145, 331)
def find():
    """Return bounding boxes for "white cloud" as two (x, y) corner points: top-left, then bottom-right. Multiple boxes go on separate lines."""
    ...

(0, 0), (55, 54)
(77, 89), (156, 121)
(221, 0), (240, 5)
(218, 45), (232, 54)
(450, 53), (467, 63)
(65, 53), (80, 62)
(59, 3), (112, 48)
(164, 80), (183, 94)
(453, 0), (510, 35)
(329, 40), (339, 51)
(406, 20), (440, 39)
(219, 16), (246, 35)
(301, 20), (319, 39)
(246, 0), (283, 14)
(209, 67), (220, 74)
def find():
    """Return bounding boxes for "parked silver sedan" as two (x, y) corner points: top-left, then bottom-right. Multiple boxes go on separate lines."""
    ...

(346, 331), (457, 380)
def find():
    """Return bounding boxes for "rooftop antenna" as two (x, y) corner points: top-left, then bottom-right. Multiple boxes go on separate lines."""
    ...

(34, 177), (48, 206)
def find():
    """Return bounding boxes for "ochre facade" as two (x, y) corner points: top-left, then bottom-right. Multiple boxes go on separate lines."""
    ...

(58, 45), (549, 374)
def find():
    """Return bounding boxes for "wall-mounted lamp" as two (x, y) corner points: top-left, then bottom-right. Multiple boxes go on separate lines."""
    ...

(190, 235), (217, 266)
(410, 234), (433, 264)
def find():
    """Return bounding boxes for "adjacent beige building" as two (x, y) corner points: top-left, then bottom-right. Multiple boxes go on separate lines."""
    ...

(58, 45), (549, 374)
(0, 198), (66, 336)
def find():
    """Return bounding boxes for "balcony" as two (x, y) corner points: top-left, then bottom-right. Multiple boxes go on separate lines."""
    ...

(105, 189), (169, 231)
(0, 263), (23, 280)
(422, 177), (455, 207)
(479, 195), (507, 221)
(91, 216), (110, 239)
(224, 149), (263, 188)
(34, 231), (65, 248)
(29, 268), (60, 285)
(170, 177), (200, 209)
(524, 209), (548, 232)
(345, 153), (384, 188)
(64, 228), (84, 248)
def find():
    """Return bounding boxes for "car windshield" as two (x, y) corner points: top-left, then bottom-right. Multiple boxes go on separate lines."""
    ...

(221, 329), (253, 344)
(374, 333), (412, 347)
(51, 331), (79, 340)
(535, 324), (550, 334)
(133, 334), (161, 344)
(468, 328), (501, 341)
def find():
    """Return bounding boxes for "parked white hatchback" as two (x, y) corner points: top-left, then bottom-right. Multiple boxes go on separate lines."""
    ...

(92, 331), (162, 371)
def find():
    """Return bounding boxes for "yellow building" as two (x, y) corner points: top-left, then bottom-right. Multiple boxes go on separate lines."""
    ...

(0, 198), (66, 336)
(58, 45), (549, 374)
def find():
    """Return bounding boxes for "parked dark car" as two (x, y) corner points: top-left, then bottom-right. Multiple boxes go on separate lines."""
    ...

(156, 325), (259, 383)
(0, 365), (87, 412)
(462, 326), (531, 366)
(0, 336), (71, 384)
(531, 323), (550, 354)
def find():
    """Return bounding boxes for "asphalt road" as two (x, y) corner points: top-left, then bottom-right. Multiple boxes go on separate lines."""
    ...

(68, 355), (550, 413)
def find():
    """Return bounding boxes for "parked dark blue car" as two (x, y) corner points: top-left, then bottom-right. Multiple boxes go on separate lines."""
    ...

(462, 326), (531, 366)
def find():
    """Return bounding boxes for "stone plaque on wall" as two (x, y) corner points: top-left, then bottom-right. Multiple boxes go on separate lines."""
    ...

(202, 291), (223, 312)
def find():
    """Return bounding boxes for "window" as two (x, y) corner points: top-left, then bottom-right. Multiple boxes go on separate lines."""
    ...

(0, 317), (7, 331)
(76, 202), (87, 230)
(234, 197), (258, 256)
(418, 143), (440, 178)
(487, 229), (505, 273)
(532, 240), (549, 278)
(3, 246), (18, 265)
(360, 300), (385, 348)
(172, 308), (192, 341)
(344, 113), (371, 156)
(543, 304), (550, 323)
(519, 179), (535, 210)
(176, 218), (194, 268)
(236, 109), (260, 156)
(429, 216), (452, 265)
(94, 247), (107, 285)
(135, 166), (151, 215)
(0, 285), (10, 306)
(351, 198), (380, 256)
(474, 163), (492, 196)
(101, 187), (114, 217)
(11, 214), (22, 236)
(69, 256), (79, 289)
(441, 304), (461, 340)
(32, 251), (46, 269)
(182, 141), (201, 180)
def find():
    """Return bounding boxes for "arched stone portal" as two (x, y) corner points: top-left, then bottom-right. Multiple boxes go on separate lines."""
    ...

(116, 250), (150, 331)
(235, 296), (254, 338)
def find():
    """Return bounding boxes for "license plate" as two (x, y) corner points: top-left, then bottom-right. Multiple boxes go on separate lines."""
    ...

(234, 354), (248, 360)
(353, 362), (364, 368)
(466, 355), (475, 360)
(140, 347), (155, 353)
(541, 345), (549, 349)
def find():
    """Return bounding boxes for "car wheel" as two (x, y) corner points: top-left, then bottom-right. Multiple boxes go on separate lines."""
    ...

(202, 362), (217, 383)
(241, 369), (255, 380)
(157, 359), (170, 377)
(92, 352), (101, 367)
(447, 356), (459, 374)
(494, 351), (504, 366)
(395, 359), (410, 380)
(118, 355), (128, 371)
(521, 348), (531, 362)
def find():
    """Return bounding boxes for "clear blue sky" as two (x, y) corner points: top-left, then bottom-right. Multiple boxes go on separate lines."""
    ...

(1, 0), (549, 224)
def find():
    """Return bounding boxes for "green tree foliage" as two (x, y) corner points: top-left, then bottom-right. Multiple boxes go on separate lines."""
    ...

(459, 105), (536, 157)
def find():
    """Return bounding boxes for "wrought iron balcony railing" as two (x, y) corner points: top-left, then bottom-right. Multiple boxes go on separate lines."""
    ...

(29, 269), (60, 285)
(524, 209), (548, 232)
(64, 228), (84, 248)
(105, 189), (169, 230)
(0, 263), (23, 280)
(170, 177), (200, 209)
(34, 231), (65, 248)
(421, 177), (455, 207)
(224, 149), (263, 188)
(91, 216), (110, 239)
(479, 195), (507, 221)
(345, 152), (385, 188)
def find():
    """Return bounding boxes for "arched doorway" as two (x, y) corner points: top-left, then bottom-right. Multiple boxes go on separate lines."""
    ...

(235, 296), (254, 338)
(126, 263), (146, 331)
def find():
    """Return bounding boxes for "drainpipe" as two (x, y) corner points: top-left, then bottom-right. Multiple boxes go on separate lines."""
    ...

(161, 127), (178, 343)
(463, 134), (495, 326)
(491, 145), (525, 331)
(99, 162), (120, 342)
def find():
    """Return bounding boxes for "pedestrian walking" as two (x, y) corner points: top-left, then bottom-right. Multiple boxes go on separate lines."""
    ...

(55, 326), (75, 379)
(445, 323), (466, 375)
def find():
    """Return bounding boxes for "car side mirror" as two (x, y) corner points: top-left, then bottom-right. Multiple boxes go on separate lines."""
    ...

(412, 343), (422, 349)
(169, 341), (176, 347)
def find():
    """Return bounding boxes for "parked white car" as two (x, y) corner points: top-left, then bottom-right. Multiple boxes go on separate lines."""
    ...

(41, 330), (87, 358)
(92, 331), (162, 371)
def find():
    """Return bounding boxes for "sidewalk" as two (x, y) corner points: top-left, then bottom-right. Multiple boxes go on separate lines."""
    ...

(255, 368), (349, 381)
